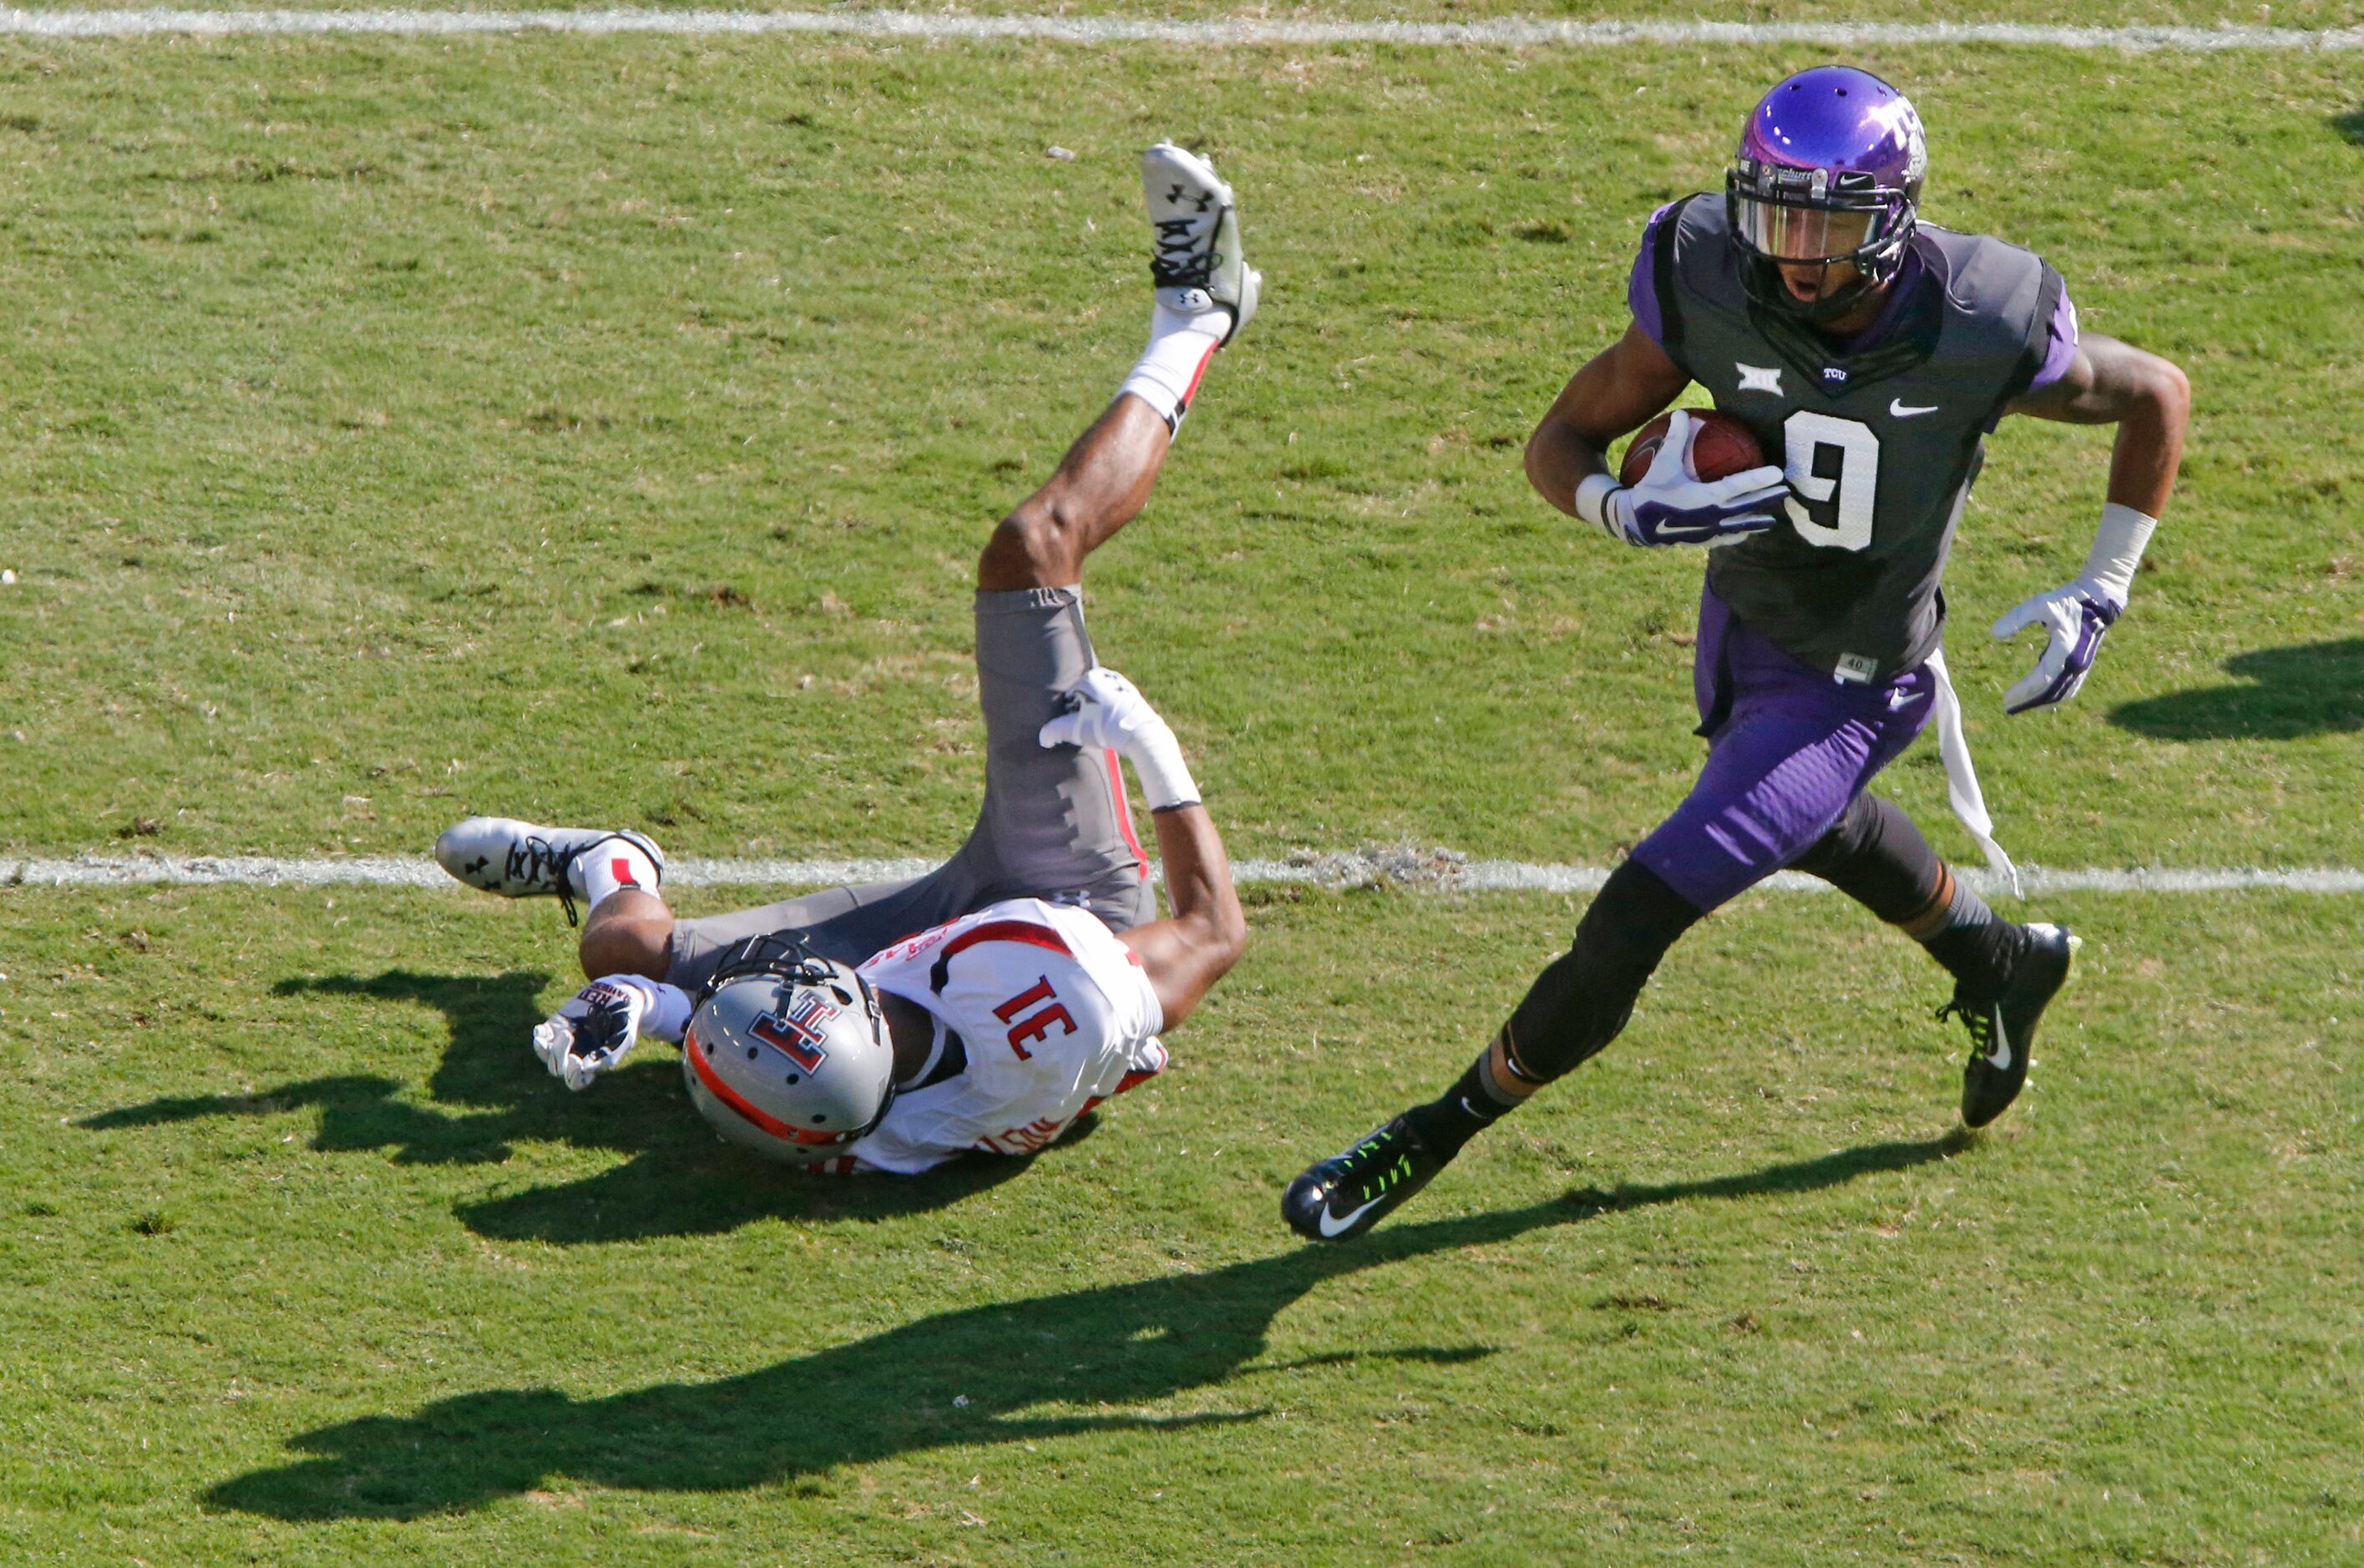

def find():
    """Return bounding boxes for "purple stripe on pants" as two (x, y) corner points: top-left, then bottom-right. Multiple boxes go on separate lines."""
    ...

(1633, 588), (1935, 913)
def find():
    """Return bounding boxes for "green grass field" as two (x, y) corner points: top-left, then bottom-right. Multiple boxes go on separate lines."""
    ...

(0, 23), (2359, 1566)
(6, 3), (2353, 28)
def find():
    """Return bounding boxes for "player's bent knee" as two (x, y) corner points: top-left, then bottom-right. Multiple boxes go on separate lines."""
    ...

(1791, 793), (1880, 878)
(978, 508), (1081, 591)
(578, 906), (674, 984)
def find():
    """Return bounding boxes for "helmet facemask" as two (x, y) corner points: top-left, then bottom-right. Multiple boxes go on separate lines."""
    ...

(1727, 157), (1917, 326)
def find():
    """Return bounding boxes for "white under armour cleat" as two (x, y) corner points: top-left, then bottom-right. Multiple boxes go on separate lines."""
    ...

(1142, 140), (1260, 344)
(434, 817), (664, 923)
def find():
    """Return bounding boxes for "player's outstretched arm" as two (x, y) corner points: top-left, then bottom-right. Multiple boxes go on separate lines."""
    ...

(1039, 666), (1245, 1028)
(1992, 333), (2192, 714)
(1120, 803), (1247, 1029)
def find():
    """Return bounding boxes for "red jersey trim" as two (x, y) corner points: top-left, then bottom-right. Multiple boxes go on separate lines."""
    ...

(1078, 1065), (1165, 1119)
(926, 918), (1073, 994)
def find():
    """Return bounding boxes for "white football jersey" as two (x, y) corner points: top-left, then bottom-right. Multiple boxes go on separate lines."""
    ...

(836, 898), (1167, 1175)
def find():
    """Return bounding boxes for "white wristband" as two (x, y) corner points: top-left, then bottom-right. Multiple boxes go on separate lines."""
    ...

(607, 974), (693, 1044)
(2081, 502), (2158, 607)
(1573, 472), (1623, 533)
(1125, 719), (1201, 813)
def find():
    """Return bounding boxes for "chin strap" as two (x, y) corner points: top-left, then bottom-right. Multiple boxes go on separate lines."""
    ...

(1739, 251), (1889, 326)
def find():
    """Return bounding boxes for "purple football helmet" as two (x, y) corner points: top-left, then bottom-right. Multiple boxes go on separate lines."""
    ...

(1725, 66), (1927, 324)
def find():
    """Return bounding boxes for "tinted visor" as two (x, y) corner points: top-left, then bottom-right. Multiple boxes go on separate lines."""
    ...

(1731, 195), (1879, 265)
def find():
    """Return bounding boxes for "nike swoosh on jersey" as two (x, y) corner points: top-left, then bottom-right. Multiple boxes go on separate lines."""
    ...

(1890, 399), (1941, 417)
(1319, 1191), (1389, 1238)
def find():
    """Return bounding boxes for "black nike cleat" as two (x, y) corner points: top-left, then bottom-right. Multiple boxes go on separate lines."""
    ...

(1941, 922), (2078, 1129)
(1283, 1114), (1452, 1242)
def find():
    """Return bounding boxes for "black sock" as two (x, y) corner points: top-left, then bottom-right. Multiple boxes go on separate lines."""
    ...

(1921, 878), (2024, 999)
(1792, 793), (2021, 996)
(1402, 860), (1700, 1156)
(1404, 1043), (1527, 1156)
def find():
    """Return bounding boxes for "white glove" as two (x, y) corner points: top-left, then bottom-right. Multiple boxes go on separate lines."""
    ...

(532, 977), (654, 1091)
(1992, 503), (2157, 716)
(1039, 665), (1200, 811)
(1991, 584), (2118, 714)
(1577, 410), (1789, 547)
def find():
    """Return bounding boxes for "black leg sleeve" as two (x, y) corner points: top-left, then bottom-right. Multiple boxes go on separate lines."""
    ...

(1790, 791), (2021, 994)
(1501, 858), (1703, 1083)
(1788, 792), (1945, 926)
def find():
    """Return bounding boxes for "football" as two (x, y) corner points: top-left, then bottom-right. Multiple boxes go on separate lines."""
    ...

(1619, 408), (1767, 486)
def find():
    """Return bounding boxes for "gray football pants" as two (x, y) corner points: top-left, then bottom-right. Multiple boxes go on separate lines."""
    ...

(665, 586), (1157, 993)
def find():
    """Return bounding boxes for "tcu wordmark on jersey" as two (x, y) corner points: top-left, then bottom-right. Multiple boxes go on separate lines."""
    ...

(1288, 66), (2189, 1243)
(438, 142), (1256, 1175)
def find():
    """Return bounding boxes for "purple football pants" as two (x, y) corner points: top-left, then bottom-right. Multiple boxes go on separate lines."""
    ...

(1633, 588), (1936, 913)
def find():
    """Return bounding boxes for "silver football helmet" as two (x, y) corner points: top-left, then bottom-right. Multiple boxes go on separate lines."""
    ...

(681, 934), (897, 1167)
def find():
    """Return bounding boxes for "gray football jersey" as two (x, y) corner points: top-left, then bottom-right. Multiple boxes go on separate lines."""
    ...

(1645, 195), (2063, 680)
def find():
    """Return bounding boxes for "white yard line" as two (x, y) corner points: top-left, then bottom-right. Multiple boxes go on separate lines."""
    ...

(3, 852), (2359, 895)
(0, 8), (2355, 49)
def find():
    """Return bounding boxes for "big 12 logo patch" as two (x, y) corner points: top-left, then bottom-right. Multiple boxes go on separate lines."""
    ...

(749, 991), (838, 1073)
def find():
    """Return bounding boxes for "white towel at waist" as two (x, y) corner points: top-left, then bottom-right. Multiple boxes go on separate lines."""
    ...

(1925, 646), (2021, 898)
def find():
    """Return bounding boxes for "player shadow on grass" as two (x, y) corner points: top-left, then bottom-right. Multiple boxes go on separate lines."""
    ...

(80, 969), (1035, 1243)
(207, 1133), (1961, 1522)
(2108, 638), (2364, 741)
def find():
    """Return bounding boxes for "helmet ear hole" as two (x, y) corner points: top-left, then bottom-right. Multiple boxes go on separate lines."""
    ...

(829, 984), (853, 1005)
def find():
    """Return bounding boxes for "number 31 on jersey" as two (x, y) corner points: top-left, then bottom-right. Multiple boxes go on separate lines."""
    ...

(993, 976), (1075, 1060)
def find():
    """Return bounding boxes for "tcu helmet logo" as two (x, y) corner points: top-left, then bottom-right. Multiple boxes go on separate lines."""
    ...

(748, 991), (838, 1073)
